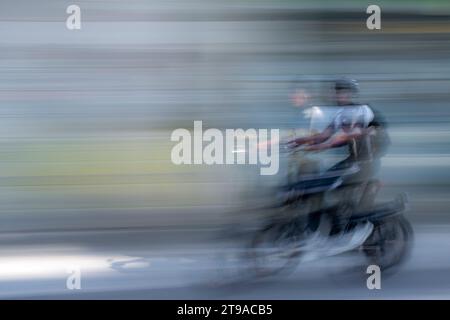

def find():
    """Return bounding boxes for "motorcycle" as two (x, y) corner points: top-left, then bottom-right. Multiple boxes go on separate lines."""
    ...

(247, 140), (414, 278)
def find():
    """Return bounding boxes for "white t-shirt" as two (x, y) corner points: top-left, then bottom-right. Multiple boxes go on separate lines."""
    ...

(332, 105), (374, 132)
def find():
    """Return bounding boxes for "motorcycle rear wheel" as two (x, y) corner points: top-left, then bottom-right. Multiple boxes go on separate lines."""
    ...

(362, 215), (414, 271)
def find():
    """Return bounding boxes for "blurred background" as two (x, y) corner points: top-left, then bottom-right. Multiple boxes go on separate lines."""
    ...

(0, 0), (450, 298)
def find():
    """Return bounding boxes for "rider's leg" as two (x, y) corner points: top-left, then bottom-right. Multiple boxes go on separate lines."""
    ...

(355, 159), (381, 210)
(324, 157), (358, 236)
(329, 159), (379, 235)
(359, 179), (381, 210)
(305, 157), (353, 233)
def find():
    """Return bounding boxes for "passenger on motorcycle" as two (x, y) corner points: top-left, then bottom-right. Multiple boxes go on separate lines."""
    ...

(289, 78), (391, 235)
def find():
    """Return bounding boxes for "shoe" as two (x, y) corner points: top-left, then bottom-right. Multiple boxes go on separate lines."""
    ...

(294, 231), (330, 262)
(324, 221), (374, 257)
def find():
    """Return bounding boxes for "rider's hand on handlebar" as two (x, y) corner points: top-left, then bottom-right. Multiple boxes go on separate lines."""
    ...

(281, 140), (310, 153)
(303, 142), (328, 152)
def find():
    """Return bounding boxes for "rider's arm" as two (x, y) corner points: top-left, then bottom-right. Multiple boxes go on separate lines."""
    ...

(290, 125), (335, 147)
(257, 128), (297, 149)
(305, 127), (374, 151)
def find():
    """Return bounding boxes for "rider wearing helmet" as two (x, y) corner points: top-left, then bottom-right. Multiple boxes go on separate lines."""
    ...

(290, 78), (391, 235)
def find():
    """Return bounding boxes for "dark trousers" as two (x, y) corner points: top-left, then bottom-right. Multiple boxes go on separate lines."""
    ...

(307, 156), (381, 235)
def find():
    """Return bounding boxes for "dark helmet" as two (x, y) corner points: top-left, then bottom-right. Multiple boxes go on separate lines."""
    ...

(335, 78), (359, 93)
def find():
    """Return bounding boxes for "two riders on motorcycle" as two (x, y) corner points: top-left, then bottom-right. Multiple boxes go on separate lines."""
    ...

(286, 78), (391, 249)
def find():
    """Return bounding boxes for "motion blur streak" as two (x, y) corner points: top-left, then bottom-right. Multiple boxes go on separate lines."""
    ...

(0, 0), (450, 298)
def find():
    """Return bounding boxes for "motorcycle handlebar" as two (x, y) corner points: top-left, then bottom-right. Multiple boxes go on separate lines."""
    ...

(279, 143), (310, 154)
